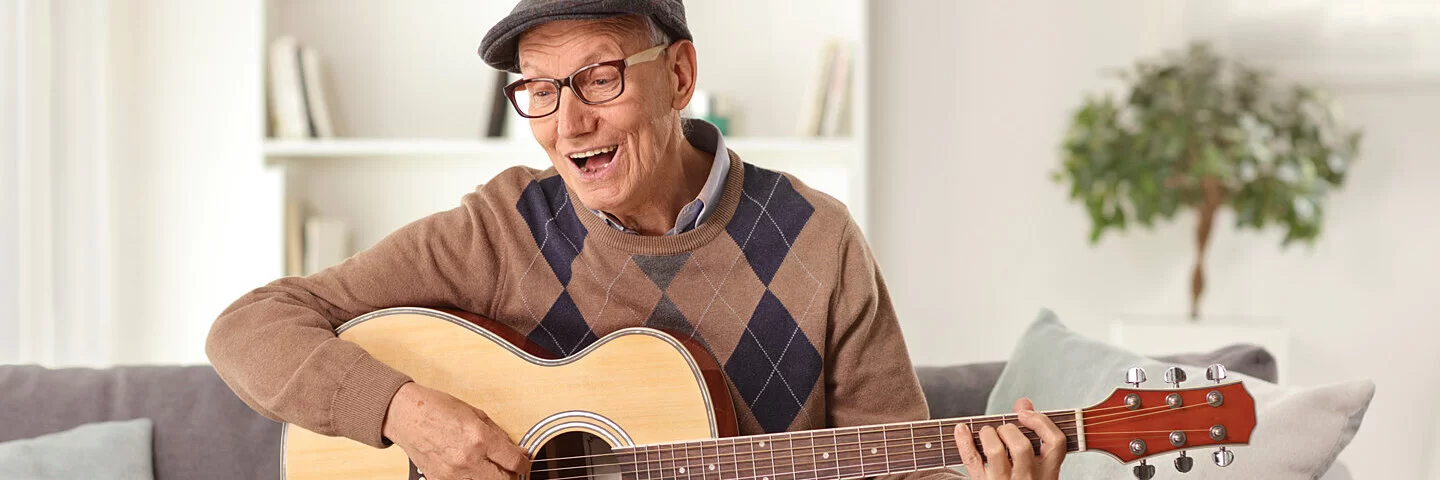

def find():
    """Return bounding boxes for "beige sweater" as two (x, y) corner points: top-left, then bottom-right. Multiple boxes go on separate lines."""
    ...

(207, 154), (957, 479)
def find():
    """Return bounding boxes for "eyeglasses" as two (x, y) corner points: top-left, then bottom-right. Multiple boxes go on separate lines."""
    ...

(503, 44), (669, 119)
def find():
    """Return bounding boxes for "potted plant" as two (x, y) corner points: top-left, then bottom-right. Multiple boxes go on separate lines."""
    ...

(1057, 42), (1362, 321)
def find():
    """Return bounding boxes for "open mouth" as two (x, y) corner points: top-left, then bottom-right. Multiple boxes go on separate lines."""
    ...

(567, 145), (619, 176)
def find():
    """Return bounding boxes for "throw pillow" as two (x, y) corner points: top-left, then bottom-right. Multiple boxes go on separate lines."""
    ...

(986, 309), (1374, 479)
(0, 418), (155, 480)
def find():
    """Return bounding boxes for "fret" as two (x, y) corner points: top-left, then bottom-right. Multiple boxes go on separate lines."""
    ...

(789, 432), (817, 480)
(755, 438), (775, 480)
(811, 429), (842, 480)
(853, 428), (869, 478)
(907, 424), (919, 471)
(771, 436), (795, 480)
(926, 420), (949, 470)
(701, 440), (717, 480)
(660, 444), (674, 480)
(719, 438), (739, 480)
(858, 427), (888, 476)
(888, 424), (918, 473)
(741, 437), (759, 480)
(645, 444), (658, 480)
(686, 442), (704, 480)
(881, 427), (892, 474)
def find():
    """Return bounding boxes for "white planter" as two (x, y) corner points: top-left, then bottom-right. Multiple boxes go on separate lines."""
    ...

(1109, 316), (1291, 384)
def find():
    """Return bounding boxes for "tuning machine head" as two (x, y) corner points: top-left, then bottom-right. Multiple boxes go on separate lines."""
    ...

(1164, 366), (1187, 387)
(1174, 451), (1194, 473)
(1125, 367), (1148, 387)
(1213, 446), (1235, 467)
(1132, 459), (1156, 479)
(1206, 364), (1228, 384)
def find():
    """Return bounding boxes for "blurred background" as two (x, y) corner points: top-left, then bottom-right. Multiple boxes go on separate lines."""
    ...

(2, 0), (1437, 477)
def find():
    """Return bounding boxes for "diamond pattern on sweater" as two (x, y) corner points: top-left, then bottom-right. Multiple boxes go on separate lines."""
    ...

(634, 253), (691, 291)
(516, 175), (588, 286)
(526, 291), (597, 357)
(516, 176), (594, 356)
(724, 290), (822, 433)
(726, 164), (814, 285)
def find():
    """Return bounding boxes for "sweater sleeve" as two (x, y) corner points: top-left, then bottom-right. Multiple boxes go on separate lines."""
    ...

(825, 219), (964, 480)
(205, 190), (502, 449)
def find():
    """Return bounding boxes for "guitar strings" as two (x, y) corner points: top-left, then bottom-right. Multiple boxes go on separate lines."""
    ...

(528, 427), (1216, 480)
(530, 401), (1196, 469)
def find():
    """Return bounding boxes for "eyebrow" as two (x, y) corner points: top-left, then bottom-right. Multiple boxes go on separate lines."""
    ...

(519, 51), (616, 78)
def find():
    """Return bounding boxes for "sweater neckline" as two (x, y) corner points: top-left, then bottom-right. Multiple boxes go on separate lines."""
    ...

(568, 150), (745, 256)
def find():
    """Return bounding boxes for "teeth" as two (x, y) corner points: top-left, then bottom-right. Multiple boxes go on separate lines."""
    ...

(568, 145), (617, 159)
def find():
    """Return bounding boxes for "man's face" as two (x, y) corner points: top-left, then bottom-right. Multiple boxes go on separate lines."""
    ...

(517, 18), (679, 213)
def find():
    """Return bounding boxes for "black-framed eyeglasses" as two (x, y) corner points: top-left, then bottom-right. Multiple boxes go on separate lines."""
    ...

(503, 44), (669, 119)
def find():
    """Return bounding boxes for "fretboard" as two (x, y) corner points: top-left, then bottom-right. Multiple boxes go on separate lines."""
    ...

(612, 411), (1081, 480)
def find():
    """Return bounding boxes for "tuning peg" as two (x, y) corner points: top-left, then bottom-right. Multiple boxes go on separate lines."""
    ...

(1213, 446), (1234, 467)
(1206, 364), (1228, 384)
(1132, 459), (1156, 480)
(1164, 366), (1187, 387)
(1174, 451), (1194, 473)
(1126, 367), (1148, 387)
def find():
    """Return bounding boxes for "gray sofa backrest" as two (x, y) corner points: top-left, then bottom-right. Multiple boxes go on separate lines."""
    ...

(0, 344), (1275, 479)
(0, 365), (280, 480)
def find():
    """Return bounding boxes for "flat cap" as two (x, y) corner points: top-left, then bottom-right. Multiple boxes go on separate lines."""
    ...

(478, 0), (692, 73)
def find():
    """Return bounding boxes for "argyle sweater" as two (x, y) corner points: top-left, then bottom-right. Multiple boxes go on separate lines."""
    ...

(207, 154), (949, 479)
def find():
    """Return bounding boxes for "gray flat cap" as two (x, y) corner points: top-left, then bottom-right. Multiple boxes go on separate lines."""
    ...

(479, 0), (692, 73)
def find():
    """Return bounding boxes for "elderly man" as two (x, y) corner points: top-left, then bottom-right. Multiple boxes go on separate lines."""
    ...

(207, 1), (1065, 480)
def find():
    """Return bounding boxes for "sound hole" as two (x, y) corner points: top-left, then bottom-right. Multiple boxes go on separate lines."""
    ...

(530, 431), (619, 480)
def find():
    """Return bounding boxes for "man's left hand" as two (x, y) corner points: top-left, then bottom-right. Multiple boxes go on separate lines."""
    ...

(953, 397), (1066, 480)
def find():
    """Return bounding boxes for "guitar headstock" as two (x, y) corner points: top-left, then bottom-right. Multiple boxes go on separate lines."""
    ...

(1081, 364), (1256, 478)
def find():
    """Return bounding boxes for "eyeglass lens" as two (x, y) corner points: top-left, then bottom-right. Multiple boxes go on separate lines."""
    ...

(513, 64), (624, 117)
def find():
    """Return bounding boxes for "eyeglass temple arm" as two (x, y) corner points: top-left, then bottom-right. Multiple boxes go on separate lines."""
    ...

(624, 44), (669, 67)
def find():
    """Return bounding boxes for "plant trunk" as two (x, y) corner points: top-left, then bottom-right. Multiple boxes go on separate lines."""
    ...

(1191, 177), (1224, 321)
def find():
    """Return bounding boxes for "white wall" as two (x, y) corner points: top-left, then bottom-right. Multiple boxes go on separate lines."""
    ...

(871, 1), (1440, 478)
(107, 0), (282, 364)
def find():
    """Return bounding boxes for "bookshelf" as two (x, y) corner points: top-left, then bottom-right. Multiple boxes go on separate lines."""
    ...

(262, 0), (869, 274)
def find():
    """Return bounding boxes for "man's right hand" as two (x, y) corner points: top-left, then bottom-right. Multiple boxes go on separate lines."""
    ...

(382, 382), (532, 480)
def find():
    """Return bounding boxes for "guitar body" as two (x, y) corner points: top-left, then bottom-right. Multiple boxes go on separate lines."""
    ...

(282, 307), (737, 480)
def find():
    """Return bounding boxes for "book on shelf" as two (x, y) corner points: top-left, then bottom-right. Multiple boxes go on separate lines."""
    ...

(486, 70), (510, 138)
(268, 35), (336, 139)
(303, 216), (351, 275)
(796, 39), (854, 137)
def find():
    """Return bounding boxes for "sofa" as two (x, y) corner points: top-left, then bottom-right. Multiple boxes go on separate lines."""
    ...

(2, 344), (1336, 479)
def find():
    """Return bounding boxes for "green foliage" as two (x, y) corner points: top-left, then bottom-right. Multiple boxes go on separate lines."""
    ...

(1057, 42), (1362, 246)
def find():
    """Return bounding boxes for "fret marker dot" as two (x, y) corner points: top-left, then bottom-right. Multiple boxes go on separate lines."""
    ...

(925, 442), (933, 449)
(678, 468), (685, 474)
(822, 452), (830, 459)
(709, 465), (716, 471)
(759, 441), (766, 448)
(871, 448), (878, 454)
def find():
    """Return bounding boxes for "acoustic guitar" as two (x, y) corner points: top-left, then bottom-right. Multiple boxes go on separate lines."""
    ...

(283, 308), (1256, 480)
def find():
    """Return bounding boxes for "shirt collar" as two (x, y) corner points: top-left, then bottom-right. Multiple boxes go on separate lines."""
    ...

(588, 119), (730, 236)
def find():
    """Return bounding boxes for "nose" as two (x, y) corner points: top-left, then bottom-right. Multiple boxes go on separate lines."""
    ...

(555, 88), (595, 139)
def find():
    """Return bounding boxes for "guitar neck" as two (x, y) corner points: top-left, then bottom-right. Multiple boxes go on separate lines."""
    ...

(613, 410), (1083, 480)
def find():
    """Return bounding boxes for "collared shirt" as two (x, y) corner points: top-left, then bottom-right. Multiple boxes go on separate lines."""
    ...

(589, 119), (730, 236)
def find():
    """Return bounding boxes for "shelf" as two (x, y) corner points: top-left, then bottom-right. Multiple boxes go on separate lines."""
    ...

(263, 137), (860, 159)
(263, 138), (537, 158)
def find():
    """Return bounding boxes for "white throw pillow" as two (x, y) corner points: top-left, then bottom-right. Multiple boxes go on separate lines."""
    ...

(985, 310), (1374, 480)
(0, 418), (154, 480)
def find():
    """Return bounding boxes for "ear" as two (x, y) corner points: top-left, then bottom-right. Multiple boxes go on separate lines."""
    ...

(666, 40), (699, 112)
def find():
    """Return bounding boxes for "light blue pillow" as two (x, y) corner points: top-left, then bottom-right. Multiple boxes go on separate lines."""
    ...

(986, 310), (1374, 479)
(0, 418), (155, 480)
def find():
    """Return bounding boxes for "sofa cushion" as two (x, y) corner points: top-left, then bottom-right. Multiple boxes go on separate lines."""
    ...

(916, 342), (1277, 419)
(985, 309), (1374, 479)
(0, 365), (281, 480)
(0, 418), (154, 480)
